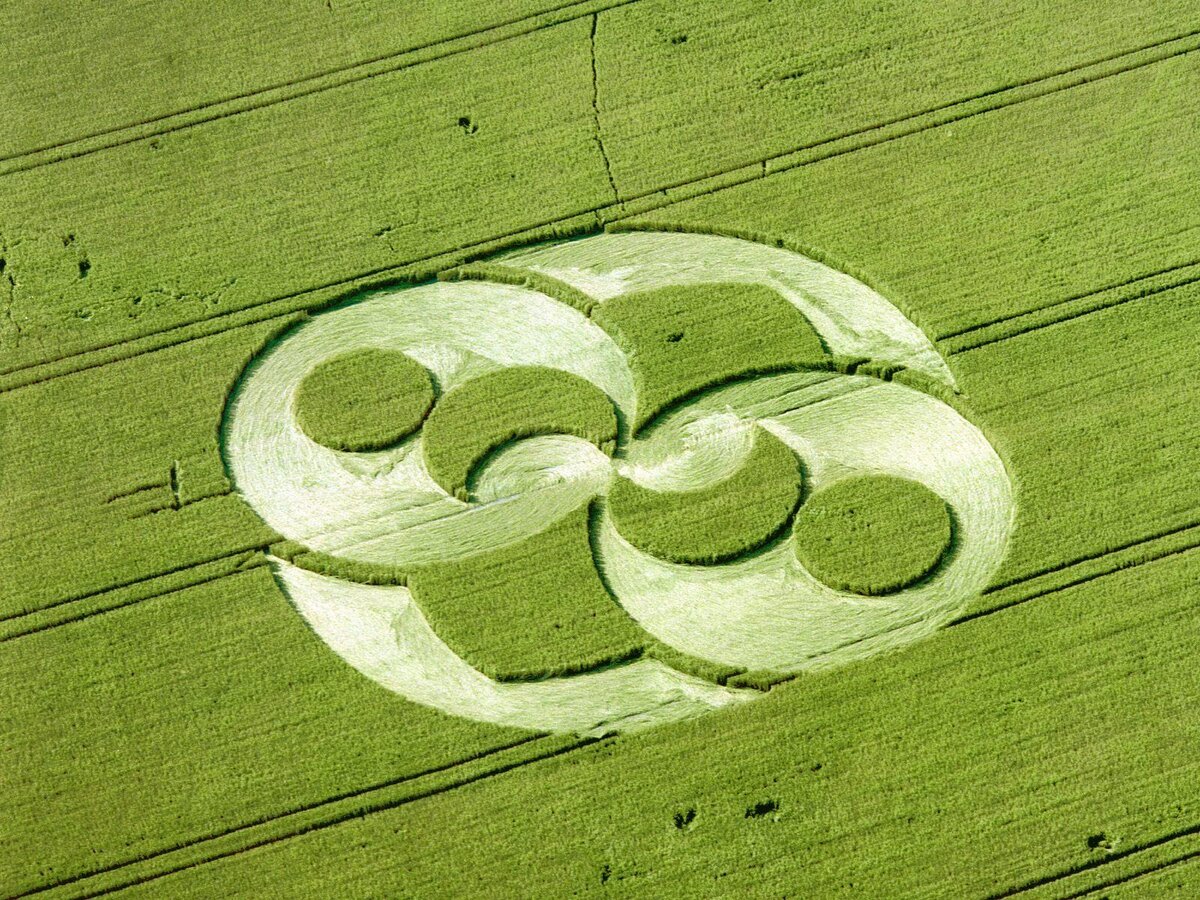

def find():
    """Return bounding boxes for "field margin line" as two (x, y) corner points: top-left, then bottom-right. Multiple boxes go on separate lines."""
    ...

(950, 520), (1200, 625)
(0, 547), (271, 643)
(16, 733), (584, 900)
(3, 24), (1199, 394)
(989, 824), (1200, 899)
(0, 0), (642, 178)
(942, 260), (1200, 354)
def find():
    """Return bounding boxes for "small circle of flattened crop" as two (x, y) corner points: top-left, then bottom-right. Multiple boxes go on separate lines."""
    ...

(221, 230), (1015, 736)
(793, 475), (952, 596)
(293, 349), (434, 452)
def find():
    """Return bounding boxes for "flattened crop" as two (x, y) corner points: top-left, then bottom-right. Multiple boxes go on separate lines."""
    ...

(608, 426), (802, 564)
(219, 231), (1013, 735)
(421, 365), (619, 500)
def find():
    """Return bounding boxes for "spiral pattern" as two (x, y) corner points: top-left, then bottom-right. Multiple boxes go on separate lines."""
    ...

(221, 231), (1014, 735)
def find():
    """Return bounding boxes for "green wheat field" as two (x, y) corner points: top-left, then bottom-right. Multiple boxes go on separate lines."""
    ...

(3, 2), (1200, 897)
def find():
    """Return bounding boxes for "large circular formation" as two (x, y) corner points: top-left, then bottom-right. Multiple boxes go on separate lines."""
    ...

(221, 230), (1015, 736)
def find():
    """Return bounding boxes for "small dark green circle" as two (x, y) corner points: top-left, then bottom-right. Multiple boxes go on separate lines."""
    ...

(792, 474), (951, 596)
(295, 349), (434, 452)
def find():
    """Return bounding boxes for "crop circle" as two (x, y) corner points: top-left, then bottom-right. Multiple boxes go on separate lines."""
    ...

(222, 230), (1014, 735)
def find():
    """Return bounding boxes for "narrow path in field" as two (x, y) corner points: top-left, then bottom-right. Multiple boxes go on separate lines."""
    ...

(3, 24), (1199, 393)
(14, 734), (587, 900)
(1057, 852), (1200, 898)
(0, 545), (265, 626)
(0, 0), (642, 177)
(588, 12), (621, 202)
(958, 518), (1200, 619)
(0, 547), (272, 642)
(939, 258), (1200, 342)
(989, 821), (1200, 898)
(943, 261), (1200, 353)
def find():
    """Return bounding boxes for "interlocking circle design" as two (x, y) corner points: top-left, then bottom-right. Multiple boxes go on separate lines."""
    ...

(221, 231), (1014, 736)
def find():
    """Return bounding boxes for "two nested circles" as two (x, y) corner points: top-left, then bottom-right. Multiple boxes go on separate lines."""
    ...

(221, 231), (1014, 735)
